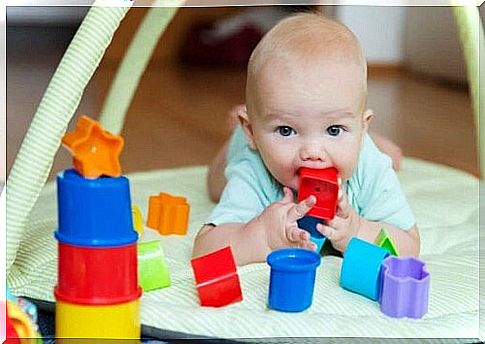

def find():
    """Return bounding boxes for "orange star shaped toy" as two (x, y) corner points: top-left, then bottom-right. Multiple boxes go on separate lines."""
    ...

(147, 192), (190, 235)
(62, 115), (124, 178)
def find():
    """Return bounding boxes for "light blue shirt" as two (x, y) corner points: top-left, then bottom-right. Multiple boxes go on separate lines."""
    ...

(206, 126), (416, 230)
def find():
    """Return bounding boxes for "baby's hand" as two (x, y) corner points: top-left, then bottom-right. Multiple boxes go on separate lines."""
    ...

(316, 180), (362, 253)
(255, 187), (316, 252)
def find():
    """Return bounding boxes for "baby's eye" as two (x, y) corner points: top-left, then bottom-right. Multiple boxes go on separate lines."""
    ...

(277, 126), (296, 137)
(326, 125), (345, 137)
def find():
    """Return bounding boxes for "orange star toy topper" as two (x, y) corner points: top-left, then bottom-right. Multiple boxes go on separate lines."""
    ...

(62, 115), (124, 178)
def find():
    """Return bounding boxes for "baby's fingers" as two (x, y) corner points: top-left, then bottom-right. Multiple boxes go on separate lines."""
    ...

(336, 187), (351, 219)
(287, 195), (316, 222)
(287, 227), (310, 242)
(280, 186), (294, 204)
(316, 223), (344, 242)
(300, 240), (317, 251)
(287, 227), (317, 251)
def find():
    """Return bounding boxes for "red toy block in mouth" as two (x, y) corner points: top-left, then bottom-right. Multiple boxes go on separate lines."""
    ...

(298, 167), (339, 220)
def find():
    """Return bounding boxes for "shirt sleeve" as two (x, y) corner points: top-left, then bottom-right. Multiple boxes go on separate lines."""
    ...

(206, 125), (283, 225)
(205, 159), (267, 225)
(350, 135), (416, 230)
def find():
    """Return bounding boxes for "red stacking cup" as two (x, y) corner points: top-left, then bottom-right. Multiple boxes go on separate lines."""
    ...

(55, 242), (142, 305)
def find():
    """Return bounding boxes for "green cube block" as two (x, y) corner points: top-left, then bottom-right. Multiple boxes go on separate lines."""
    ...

(375, 228), (400, 256)
(138, 240), (171, 291)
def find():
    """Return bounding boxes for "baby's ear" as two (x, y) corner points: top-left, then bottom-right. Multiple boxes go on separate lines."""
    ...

(239, 106), (257, 150)
(362, 109), (374, 133)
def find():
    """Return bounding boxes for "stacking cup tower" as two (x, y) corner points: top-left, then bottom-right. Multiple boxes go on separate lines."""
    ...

(54, 169), (141, 339)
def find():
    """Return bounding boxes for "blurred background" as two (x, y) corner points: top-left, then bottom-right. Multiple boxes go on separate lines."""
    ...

(6, 5), (483, 181)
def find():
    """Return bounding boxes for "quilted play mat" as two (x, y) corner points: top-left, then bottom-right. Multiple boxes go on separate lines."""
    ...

(7, 157), (480, 339)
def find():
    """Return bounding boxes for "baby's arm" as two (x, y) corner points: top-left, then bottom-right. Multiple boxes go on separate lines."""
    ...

(193, 188), (316, 266)
(207, 140), (230, 202)
(358, 222), (420, 257)
(193, 223), (268, 266)
(207, 105), (243, 202)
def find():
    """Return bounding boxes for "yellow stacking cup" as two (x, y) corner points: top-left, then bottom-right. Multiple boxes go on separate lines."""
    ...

(56, 298), (140, 339)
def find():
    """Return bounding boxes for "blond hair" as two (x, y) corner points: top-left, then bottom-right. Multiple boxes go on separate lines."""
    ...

(246, 13), (367, 112)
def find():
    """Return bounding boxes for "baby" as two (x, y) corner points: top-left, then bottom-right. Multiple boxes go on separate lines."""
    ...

(193, 13), (420, 266)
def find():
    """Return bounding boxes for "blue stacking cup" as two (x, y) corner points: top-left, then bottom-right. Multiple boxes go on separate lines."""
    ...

(267, 248), (321, 312)
(340, 237), (390, 301)
(55, 169), (138, 247)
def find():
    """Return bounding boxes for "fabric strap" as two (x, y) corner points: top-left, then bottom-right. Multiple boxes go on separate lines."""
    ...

(6, 4), (131, 275)
(99, 4), (181, 135)
(453, 6), (485, 177)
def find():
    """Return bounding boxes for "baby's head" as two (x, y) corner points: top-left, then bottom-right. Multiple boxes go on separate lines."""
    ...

(239, 12), (372, 191)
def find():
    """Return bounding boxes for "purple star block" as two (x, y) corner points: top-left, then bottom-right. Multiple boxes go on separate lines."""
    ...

(379, 256), (430, 318)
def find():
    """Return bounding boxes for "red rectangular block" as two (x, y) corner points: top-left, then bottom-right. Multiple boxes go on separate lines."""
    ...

(197, 275), (242, 307)
(191, 246), (243, 307)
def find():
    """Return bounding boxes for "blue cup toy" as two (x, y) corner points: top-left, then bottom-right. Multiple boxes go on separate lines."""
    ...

(297, 216), (326, 252)
(55, 169), (138, 247)
(267, 248), (321, 312)
(340, 237), (390, 301)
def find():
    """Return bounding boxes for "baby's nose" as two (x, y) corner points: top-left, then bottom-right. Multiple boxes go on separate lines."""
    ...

(300, 142), (326, 161)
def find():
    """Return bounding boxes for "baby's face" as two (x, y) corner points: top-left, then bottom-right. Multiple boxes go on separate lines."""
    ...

(244, 58), (370, 191)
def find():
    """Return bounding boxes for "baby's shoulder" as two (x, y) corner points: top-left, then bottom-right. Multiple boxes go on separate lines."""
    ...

(226, 145), (282, 203)
(350, 134), (394, 190)
(359, 134), (393, 169)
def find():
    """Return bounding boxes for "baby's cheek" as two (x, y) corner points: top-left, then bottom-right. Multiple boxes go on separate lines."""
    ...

(262, 154), (292, 185)
(345, 155), (361, 179)
(336, 153), (360, 180)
